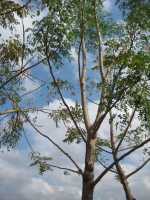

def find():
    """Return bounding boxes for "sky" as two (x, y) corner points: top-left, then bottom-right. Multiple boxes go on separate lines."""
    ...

(0, 0), (150, 200)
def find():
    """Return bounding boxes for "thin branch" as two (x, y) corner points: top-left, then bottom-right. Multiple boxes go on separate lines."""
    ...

(27, 73), (48, 84)
(0, 58), (46, 90)
(23, 130), (35, 152)
(96, 145), (112, 155)
(20, 82), (46, 98)
(46, 58), (86, 143)
(0, 108), (20, 116)
(126, 158), (150, 179)
(97, 159), (117, 174)
(88, 98), (99, 106)
(118, 145), (137, 152)
(48, 164), (81, 175)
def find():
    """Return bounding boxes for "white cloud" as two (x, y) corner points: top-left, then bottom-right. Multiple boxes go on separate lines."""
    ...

(70, 47), (78, 64)
(103, 0), (113, 12)
(23, 77), (41, 94)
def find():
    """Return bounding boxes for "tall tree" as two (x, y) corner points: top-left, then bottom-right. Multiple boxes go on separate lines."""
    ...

(0, 0), (150, 200)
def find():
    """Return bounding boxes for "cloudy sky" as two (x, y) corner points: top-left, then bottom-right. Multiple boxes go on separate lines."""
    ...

(0, 0), (150, 200)
(0, 99), (150, 200)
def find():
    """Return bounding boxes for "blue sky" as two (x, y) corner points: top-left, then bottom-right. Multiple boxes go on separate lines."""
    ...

(0, 0), (150, 200)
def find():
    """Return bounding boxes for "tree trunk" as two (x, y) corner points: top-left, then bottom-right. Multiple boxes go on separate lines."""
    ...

(81, 134), (96, 200)
(117, 164), (136, 200)
(82, 178), (94, 200)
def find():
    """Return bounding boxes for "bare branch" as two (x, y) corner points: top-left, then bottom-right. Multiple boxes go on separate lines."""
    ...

(126, 158), (150, 179)
(96, 145), (112, 155)
(118, 145), (137, 152)
(97, 159), (117, 174)
(23, 130), (35, 152)
(48, 163), (81, 175)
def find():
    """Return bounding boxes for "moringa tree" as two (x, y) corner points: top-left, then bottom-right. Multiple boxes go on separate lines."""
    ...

(0, 0), (150, 200)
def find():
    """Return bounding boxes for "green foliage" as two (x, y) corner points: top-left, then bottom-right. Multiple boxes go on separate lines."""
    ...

(96, 137), (111, 148)
(116, 0), (150, 30)
(63, 127), (83, 144)
(49, 79), (75, 98)
(30, 152), (53, 175)
(0, 39), (23, 64)
(0, 0), (27, 29)
(0, 113), (24, 149)
(0, 1), (31, 149)
(49, 103), (83, 127)
(31, 0), (79, 63)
